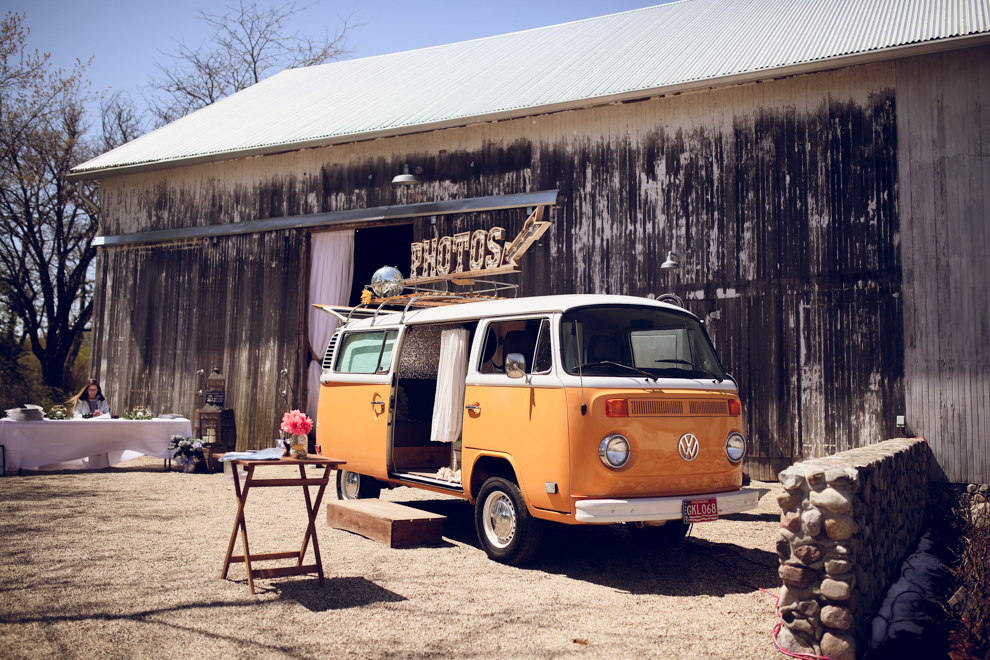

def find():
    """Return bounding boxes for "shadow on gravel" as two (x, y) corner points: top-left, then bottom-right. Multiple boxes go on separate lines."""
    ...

(0, 480), (107, 502)
(11, 463), (170, 478)
(721, 512), (779, 523)
(396, 498), (780, 597)
(398, 499), (481, 547)
(275, 576), (407, 611)
(534, 524), (781, 596)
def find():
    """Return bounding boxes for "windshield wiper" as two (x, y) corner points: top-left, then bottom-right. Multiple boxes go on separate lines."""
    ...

(579, 360), (659, 382)
(654, 359), (723, 382)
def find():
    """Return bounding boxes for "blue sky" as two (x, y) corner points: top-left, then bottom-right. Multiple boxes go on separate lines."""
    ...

(9, 1), (666, 117)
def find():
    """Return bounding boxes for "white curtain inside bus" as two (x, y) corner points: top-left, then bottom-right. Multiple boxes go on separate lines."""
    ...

(430, 328), (469, 444)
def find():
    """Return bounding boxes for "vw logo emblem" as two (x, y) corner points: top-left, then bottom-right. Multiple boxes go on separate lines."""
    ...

(678, 433), (700, 461)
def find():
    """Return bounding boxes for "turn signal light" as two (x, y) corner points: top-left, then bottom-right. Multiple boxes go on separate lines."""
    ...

(728, 399), (741, 416)
(605, 399), (628, 417)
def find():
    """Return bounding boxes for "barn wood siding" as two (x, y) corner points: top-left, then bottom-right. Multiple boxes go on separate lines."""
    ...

(96, 54), (990, 480)
(91, 232), (307, 448)
(529, 69), (903, 480)
(898, 47), (990, 484)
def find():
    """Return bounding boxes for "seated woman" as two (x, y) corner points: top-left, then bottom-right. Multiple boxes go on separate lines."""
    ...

(68, 379), (110, 418)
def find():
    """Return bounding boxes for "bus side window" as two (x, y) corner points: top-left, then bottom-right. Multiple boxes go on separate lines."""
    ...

(533, 319), (553, 373)
(479, 319), (547, 375)
(479, 326), (502, 373)
(335, 330), (397, 374)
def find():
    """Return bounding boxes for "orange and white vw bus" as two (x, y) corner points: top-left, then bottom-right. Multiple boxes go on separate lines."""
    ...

(317, 294), (758, 564)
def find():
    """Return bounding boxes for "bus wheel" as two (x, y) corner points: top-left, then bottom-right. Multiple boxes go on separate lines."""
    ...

(626, 520), (689, 547)
(336, 469), (381, 500)
(475, 477), (544, 565)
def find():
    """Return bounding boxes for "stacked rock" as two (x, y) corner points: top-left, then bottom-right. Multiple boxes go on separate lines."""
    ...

(966, 483), (990, 522)
(774, 439), (929, 660)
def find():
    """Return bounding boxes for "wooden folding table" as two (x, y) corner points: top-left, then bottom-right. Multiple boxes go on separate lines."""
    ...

(221, 455), (345, 594)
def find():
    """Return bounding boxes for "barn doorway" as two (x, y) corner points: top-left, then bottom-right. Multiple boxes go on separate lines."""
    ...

(348, 224), (414, 306)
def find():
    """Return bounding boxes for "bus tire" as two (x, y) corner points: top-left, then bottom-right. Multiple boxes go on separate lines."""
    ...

(475, 477), (544, 565)
(336, 469), (381, 500)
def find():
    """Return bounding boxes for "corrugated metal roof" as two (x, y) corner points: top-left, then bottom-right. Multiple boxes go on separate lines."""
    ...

(73, 0), (990, 178)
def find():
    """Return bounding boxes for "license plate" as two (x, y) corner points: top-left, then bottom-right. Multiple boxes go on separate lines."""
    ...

(682, 497), (718, 523)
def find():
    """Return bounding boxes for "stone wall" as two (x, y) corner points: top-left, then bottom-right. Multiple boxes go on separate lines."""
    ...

(773, 439), (930, 660)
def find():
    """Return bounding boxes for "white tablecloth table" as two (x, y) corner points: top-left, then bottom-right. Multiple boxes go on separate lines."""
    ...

(0, 418), (193, 472)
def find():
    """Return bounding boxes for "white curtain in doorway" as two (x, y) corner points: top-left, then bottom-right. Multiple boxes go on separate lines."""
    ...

(430, 328), (469, 444)
(307, 230), (355, 422)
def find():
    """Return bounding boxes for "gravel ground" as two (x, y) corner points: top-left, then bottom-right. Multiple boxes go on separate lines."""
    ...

(0, 458), (786, 659)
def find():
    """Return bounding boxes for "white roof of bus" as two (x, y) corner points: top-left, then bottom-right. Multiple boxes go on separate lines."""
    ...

(339, 294), (695, 329)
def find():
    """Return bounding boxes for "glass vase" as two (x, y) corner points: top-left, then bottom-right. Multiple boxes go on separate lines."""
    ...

(289, 434), (307, 459)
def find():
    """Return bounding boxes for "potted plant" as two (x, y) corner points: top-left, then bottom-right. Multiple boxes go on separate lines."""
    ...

(168, 435), (205, 472)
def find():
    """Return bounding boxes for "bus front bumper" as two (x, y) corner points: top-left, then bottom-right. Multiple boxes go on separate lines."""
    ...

(573, 488), (760, 524)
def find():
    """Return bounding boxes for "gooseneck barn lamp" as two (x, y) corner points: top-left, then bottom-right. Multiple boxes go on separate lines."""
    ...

(660, 250), (683, 270)
(392, 164), (423, 185)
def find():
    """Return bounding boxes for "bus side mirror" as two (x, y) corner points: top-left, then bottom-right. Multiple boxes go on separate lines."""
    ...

(505, 353), (526, 379)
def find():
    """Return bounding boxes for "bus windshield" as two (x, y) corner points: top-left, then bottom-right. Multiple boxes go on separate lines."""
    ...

(560, 305), (726, 381)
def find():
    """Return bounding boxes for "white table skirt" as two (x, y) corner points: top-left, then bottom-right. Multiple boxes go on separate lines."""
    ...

(0, 418), (193, 471)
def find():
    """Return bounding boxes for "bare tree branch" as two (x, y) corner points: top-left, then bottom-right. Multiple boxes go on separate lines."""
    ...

(145, 1), (355, 127)
(99, 90), (144, 154)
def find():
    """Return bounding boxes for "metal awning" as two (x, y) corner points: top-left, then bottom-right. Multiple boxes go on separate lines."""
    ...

(93, 190), (559, 247)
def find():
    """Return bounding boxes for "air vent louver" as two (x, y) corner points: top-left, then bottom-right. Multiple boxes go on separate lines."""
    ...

(629, 399), (684, 416)
(627, 399), (730, 416)
(689, 400), (730, 416)
(322, 330), (342, 370)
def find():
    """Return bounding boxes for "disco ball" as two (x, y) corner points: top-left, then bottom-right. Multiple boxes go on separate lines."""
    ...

(370, 265), (405, 298)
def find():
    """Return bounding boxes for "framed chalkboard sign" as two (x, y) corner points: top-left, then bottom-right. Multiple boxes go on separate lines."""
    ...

(205, 368), (225, 409)
(205, 390), (225, 407)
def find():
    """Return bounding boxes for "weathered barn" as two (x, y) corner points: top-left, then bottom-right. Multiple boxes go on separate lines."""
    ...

(71, 0), (990, 483)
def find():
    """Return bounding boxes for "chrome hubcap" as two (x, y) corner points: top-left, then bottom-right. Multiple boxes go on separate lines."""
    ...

(483, 491), (515, 548)
(342, 471), (360, 498)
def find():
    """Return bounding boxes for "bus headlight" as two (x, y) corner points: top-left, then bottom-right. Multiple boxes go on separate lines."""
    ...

(599, 434), (630, 468)
(725, 432), (746, 463)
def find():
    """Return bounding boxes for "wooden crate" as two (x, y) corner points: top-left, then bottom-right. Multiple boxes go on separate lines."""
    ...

(326, 500), (446, 548)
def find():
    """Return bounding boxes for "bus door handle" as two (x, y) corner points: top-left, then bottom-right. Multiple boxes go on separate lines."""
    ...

(465, 403), (481, 412)
(370, 400), (386, 406)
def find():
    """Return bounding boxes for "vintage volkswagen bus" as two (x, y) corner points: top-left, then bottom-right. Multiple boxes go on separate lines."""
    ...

(318, 294), (758, 564)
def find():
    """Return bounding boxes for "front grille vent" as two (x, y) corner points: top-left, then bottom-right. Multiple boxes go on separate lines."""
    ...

(627, 399), (730, 416)
(689, 400), (730, 416)
(629, 399), (684, 416)
(322, 330), (342, 370)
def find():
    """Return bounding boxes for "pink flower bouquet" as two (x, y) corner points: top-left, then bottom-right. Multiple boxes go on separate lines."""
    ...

(280, 409), (313, 436)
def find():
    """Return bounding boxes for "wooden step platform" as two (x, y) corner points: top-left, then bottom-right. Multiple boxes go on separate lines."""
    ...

(326, 500), (446, 548)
